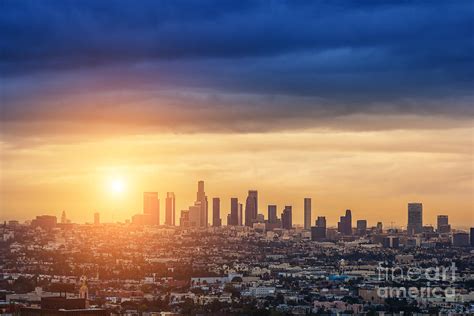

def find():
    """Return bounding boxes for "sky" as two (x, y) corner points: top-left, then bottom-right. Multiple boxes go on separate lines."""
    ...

(1, 0), (473, 227)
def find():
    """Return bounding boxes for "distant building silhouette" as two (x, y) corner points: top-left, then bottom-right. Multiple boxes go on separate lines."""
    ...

(165, 192), (176, 226)
(180, 209), (190, 227)
(212, 197), (221, 227)
(143, 192), (160, 225)
(182, 181), (208, 227)
(311, 216), (326, 241)
(267, 205), (277, 223)
(437, 215), (450, 233)
(188, 202), (202, 227)
(407, 203), (422, 235)
(196, 181), (208, 227)
(31, 215), (57, 230)
(281, 206), (292, 230)
(304, 198), (311, 230)
(376, 222), (383, 233)
(228, 198), (239, 226)
(245, 190), (258, 227)
(316, 216), (326, 228)
(337, 209), (352, 235)
(265, 205), (281, 230)
(356, 219), (367, 236)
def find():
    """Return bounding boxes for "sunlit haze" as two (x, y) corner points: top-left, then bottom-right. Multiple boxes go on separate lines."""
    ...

(1, 2), (474, 315)
(0, 1), (473, 229)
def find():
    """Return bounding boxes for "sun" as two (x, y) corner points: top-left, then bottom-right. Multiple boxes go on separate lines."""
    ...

(109, 177), (125, 195)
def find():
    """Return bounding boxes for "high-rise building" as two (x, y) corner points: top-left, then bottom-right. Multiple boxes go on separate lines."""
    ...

(244, 190), (258, 227)
(94, 212), (100, 225)
(268, 205), (277, 223)
(304, 198), (311, 230)
(311, 215), (326, 241)
(165, 192), (176, 226)
(196, 181), (208, 227)
(180, 210), (190, 227)
(144, 192), (160, 225)
(188, 202), (202, 227)
(266, 205), (281, 230)
(337, 209), (352, 235)
(31, 215), (57, 229)
(437, 215), (450, 233)
(376, 222), (383, 233)
(281, 206), (292, 230)
(184, 181), (208, 227)
(316, 216), (326, 228)
(228, 198), (239, 226)
(212, 197), (221, 227)
(407, 203), (423, 235)
(357, 219), (367, 236)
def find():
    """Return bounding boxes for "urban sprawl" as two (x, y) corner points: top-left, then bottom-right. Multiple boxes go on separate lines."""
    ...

(1, 181), (473, 315)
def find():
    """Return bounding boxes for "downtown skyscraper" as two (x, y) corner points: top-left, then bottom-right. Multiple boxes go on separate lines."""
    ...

(165, 192), (176, 226)
(437, 215), (450, 233)
(304, 198), (311, 230)
(244, 190), (258, 227)
(407, 203), (423, 235)
(212, 197), (221, 227)
(267, 205), (277, 223)
(281, 206), (292, 230)
(228, 198), (239, 226)
(183, 181), (208, 227)
(337, 209), (352, 235)
(143, 192), (160, 225)
(196, 181), (208, 227)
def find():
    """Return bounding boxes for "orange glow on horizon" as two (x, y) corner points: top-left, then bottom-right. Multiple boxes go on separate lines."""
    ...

(0, 126), (473, 228)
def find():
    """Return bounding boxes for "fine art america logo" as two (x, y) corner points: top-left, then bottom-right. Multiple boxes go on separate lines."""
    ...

(376, 262), (457, 299)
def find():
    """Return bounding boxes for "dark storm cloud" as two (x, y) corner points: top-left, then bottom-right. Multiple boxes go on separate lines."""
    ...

(1, 0), (473, 134)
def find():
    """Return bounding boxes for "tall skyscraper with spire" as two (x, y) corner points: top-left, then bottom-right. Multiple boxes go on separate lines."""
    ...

(244, 190), (258, 227)
(196, 181), (208, 227)
(185, 181), (208, 227)
(165, 192), (176, 226)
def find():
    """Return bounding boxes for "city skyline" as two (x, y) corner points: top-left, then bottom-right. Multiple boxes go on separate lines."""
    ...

(1, 1), (473, 314)
(6, 179), (470, 230)
(1, 2), (473, 229)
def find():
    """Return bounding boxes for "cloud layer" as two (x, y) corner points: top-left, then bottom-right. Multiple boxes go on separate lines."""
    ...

(1, 0), (473, 135)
